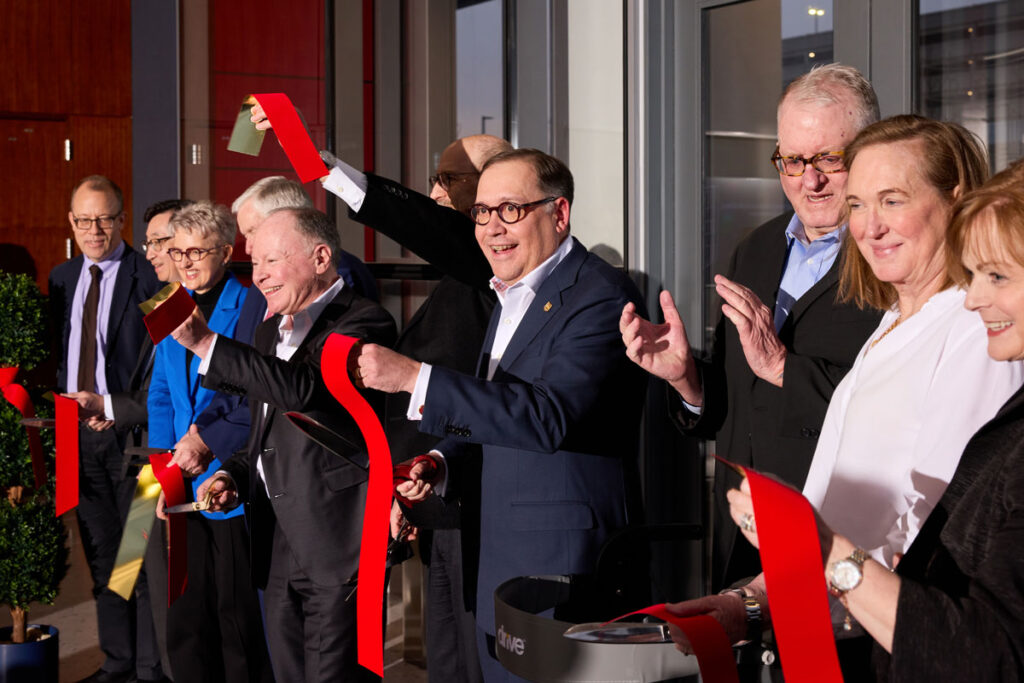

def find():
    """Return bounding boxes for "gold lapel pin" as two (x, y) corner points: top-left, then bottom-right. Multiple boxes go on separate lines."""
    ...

(543, 301), (552, 312)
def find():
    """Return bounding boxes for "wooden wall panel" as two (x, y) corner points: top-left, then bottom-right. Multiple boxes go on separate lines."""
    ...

(0, 0), (71, 114)
(210, 0), (323, 81)
(0, 119), (72, 291)
(70, 0), (132, 116)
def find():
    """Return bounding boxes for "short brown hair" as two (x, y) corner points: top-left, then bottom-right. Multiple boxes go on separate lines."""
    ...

(947, 170), (1024, 287)
(481, 148), (574, 207)
(838, 115), (989, 310)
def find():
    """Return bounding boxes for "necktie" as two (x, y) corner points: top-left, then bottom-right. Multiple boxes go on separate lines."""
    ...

(78, 265), (102, 393)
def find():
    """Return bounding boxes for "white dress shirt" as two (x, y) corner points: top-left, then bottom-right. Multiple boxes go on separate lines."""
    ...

(803, 287), (1024, 566)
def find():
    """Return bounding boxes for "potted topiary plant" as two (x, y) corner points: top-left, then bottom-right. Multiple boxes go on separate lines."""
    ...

(0, 272), (68, 682)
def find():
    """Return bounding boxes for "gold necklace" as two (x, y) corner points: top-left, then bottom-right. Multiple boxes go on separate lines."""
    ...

(869, 314), (903, 349)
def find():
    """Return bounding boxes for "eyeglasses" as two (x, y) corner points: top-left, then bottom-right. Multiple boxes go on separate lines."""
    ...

(166, 246), (227, 262)
(142, 236), (172, 254)
(429, 171), (478, 191)
(770, 147), (846, 176)
(72, 214), (122, 231)
(469, 197), (557, 226)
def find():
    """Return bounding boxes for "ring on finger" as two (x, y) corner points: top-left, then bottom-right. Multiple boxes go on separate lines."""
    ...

(740, 512), (756, 533)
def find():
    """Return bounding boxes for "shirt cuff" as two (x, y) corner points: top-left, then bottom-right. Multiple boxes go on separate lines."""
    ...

(321, 159), (369, 213)
(103, 394), (115, 420)
(406, 363), (433, 421)
(680, 394), (703, 416)
(197, 334), (221, 376)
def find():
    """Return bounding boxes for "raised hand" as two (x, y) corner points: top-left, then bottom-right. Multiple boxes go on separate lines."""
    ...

(620, 290), (703, 405)
(715, 275), (787, 386)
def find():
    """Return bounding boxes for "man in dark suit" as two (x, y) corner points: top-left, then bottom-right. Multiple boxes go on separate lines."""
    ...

(354, 149), (647, 682)
(178, 207), (395, 682)
(319, 134), (511, 683)
(49, 176), (164, 683)
(620, 64), (884, 592)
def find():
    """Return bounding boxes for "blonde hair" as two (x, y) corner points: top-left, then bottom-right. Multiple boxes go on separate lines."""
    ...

(838, 115), (989, 310)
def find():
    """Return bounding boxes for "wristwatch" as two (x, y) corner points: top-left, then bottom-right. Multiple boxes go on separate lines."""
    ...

(827, 547), (868, 596)
(719, 588), (762, 645)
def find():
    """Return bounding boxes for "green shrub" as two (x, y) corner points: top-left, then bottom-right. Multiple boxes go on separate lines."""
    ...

(0, 273), (47, 370)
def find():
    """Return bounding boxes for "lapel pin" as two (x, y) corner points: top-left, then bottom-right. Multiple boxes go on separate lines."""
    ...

(543, 301), (552, 312)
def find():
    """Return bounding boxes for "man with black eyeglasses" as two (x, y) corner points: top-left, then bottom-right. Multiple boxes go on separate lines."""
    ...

(620, 64), (885, 599)
(351, 149), (648, 683)
(49, 176), (165, 683)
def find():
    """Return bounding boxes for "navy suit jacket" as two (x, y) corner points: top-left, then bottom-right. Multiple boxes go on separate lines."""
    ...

(194, 255), (375, 463)
(420, 237), (648, 635)
(49, 243), (161, 394)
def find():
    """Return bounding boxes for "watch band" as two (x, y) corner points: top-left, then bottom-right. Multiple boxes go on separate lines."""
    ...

(827, 546), (869, 596)
(718, 588), (762, 645)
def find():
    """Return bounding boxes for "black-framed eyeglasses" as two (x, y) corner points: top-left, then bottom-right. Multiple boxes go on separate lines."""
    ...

(770, 147), (846, 176)
(142, 236), (173, 254)
(72, 214), (122, 231)
(166, 246), (227, 262)
(469, 197), (557, 226)
(429, 171), (478, 191)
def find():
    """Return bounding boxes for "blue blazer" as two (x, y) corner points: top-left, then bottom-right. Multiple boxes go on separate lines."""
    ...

(420, 238), (648, 635)
(147, 273), (248, 520)
(48, 243), (161, 393)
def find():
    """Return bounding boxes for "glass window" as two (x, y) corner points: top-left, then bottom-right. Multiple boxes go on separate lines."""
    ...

(918, 0), (1024, 170)
(456, 0), (504, 139)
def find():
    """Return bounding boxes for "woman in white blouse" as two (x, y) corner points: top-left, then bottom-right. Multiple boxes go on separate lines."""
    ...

(663, 116), (1024, 668)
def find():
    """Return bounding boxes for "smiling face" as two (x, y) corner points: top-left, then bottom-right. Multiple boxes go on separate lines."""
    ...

(845, 140), (952, 300)
(250, 212), (333, 316)
(776, 98), (861, 239)
(173, 229), (230, 294)
(145, 210), (179, 283)
(68, 186), (125, 262)
(963, 213), (1024, 362)
(473, 159), (570, 287)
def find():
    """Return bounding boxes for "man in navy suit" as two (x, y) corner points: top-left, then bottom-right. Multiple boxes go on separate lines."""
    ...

(354, 149), (648, 682)
(49, 175), (164, 683)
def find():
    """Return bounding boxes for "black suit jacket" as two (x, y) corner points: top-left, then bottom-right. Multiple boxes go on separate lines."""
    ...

(874, 384), (1024, 681)
(206, 286), (396, 588)
(671, 213), (882, 588)
(49, 243), (161, 394)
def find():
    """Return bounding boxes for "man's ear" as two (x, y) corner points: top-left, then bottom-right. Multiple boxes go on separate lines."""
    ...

(312, 244), (333, 274)
(67, 211), (76, 232)
(553, 197), (571, 234)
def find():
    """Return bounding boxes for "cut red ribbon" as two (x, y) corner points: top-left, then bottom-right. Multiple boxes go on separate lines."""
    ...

(393, 454), (439, 507)
(54, 394), (79, 516)
(143, 284), (197, 344)
(252, 93), (329, 183)
(320, 334), (390, 676)
(603, 605), (738, 683)
(150, 452), (189, 605)
(0, 367), (45, 490)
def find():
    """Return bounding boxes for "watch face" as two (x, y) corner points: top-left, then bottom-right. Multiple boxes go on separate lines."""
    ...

(831, 559), (862, 592)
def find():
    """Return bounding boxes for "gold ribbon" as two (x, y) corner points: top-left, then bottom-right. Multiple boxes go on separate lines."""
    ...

(108, 465), (162, 600)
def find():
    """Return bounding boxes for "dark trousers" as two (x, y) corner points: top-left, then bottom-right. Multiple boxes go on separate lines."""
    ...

(263, 522), (379, 683)
(166, 514), (272, 683)
(76, 427), (162, 679)
(426, 529), (482, 683)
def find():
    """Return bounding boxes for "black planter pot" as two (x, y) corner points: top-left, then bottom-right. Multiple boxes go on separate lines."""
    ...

(0, 624), (59, 683)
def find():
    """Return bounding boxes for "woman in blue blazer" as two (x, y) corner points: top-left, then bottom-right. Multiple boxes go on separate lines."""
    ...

(147, 201), (272, 683)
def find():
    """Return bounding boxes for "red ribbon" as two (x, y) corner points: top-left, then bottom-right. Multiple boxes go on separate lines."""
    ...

(393, 454), (438, 507)
(742, 465), (843, 683)
(150, 452), (189, 605)
(320, 334), (390, 676)
(143, 284), (197, 344)
(54, 394), (79, 516)
(252, 93), (329, 183)
(604, 605), (738, 683)
(0, 367), (45, 490)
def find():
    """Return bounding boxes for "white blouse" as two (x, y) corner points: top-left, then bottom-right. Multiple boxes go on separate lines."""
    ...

(802, 287), (1024, 566)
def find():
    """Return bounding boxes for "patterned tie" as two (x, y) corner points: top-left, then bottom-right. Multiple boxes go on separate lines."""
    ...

(78, 265), (102, 393)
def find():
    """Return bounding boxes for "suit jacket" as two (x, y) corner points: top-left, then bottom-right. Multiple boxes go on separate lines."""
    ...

(148, 273), (248, 519)
(194, 256), (377, 463)
(875, 383), (1024, 681)
(49, 242), (162, 394)
(670, 213), (882, 589)
(109, 336), (154, 432)
(420, 238), (648, 635)
(206, 286), (397, 588)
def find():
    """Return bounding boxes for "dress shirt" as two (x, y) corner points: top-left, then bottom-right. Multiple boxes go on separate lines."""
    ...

(406, 236), (575, 420)
(772, 215), (844, 331)
(201, 277), (346, 496)
(66, 241), (125, 394)
(320, 157), (369, 213)
(803, 287), (1024, 566)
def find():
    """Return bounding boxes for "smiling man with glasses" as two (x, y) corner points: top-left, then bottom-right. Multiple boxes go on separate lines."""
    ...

(49, 175), (164, 683)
